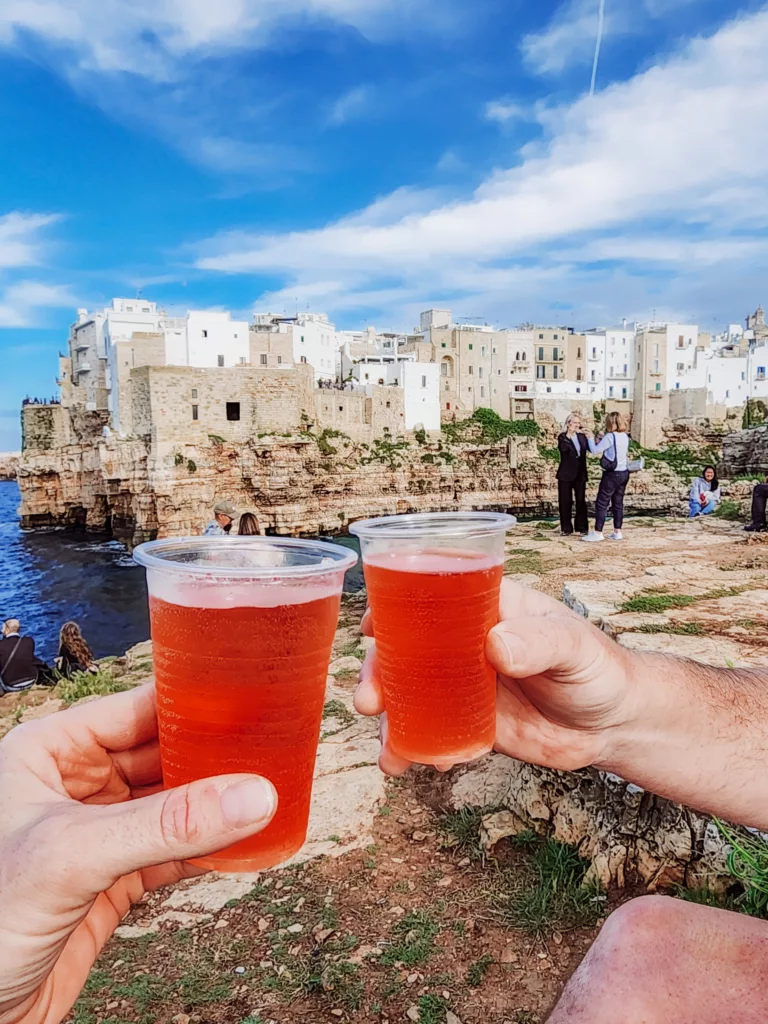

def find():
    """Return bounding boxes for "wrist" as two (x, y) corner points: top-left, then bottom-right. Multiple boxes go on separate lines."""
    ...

(593, 649), (668, 773)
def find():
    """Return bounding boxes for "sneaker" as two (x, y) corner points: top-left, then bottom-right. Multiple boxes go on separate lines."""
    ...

(582, 531), (604, 543)
(608, 530), (623, 541)
(745, 523), (767, 532)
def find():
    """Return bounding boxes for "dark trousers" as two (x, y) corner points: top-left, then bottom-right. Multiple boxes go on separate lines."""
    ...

(751, 483), (768, 526)
(558, 478), (588, 534)
(594, 470), (630, 532)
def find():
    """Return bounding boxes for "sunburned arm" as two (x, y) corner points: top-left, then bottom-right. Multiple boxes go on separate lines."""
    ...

(602, 653), (768, 830)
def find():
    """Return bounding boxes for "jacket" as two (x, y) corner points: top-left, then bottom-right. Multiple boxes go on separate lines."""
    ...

(0, 635), (46, 689)
(556, 432), (589, 483)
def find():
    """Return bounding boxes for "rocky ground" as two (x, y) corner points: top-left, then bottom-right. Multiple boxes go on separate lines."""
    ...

(2, 515), (767, 1024)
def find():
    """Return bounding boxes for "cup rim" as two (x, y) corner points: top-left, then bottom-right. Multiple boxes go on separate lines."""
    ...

(133, 536), (358, 580)
(349, 510), (516, 540)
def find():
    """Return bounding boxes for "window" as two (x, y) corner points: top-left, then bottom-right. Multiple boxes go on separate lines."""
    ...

(498, 369), (502, 375)
(553, 366), (559, 380)
(591, 370), (596, 382)
(610, 366), (614, 376)
(441, 362), (448, 377)
(234, 333), (238, 339)
(301, 335), (305, 343)
(468, 343), (473, 351)
(655, 382), (661, 392)
(141, 306), (149, 312)
(217, 355), (224, 367)
(676, 363), (684, 373)
(741, 371), (745, 381)
(481, 346), (486, 356)
(675, 383), (680, 389)
(515, 351), (520, 361)
(536, 365), (545, 379)
(546, 386), (552, 393)
(226, 402), (241, 421)
(386, 401), (391, 409)
(622, 387), (627, 399)
(441, 342), (446, 348)
(192, 405), (199, 421)
(191, 389), (198, 399)
(678, 335), (684, 346)
(300, 355), (307, 364)
(522, 351), (526, 361)
(609, 386), (614, 397)
(554, 334), (559, 341)
(576, 368), (582, 381)
(239, 356), (246, 365)
(260, 354), (268, 365)
(468, 365), (474, 375)
(576, 387), (581, 394)
(592, 347), (597, 358)
(653, 359), (659, 373)
(277, 355), (282, 365)
(758, 367), (766, 380)
(446, 402), (451, 410)
(202, 330), (208, 338)
(623, 364), (628, 375)
(445, 383), (449, 391)
(478, 367), (483, 379)
(553, 347), (559, 361)
(514, 384), (527, 393)
(726, 390), (730, 399)
(653, 344), (659, 357)
(538, 346), (544, 361)
(422, 375), (427, 388)
(480, 386), (485, 398)
(577, 348), (582, 358)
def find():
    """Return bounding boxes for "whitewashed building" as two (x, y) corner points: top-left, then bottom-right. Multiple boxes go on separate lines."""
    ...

(403, 362), (440, 432)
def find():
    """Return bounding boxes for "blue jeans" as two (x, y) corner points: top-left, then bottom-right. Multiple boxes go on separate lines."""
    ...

(689, 497), (717, 517)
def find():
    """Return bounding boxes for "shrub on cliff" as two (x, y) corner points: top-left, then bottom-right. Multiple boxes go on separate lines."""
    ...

(443, 409), (541, 445)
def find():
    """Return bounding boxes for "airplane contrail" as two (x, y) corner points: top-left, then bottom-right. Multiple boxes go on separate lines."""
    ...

(590, 0), (606, 96)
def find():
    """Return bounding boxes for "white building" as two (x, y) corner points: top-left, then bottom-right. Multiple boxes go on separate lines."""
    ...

(252, 311), (339, 381)
(705, 342), (768, 407)
(340, 329), (416, 387)
(403, 362), (440, 432)
(583, 325), (636, 401)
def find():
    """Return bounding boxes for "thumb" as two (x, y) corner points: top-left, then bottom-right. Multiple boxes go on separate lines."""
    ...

(487, 613), (602, 681)
(79, 774), (277, 886)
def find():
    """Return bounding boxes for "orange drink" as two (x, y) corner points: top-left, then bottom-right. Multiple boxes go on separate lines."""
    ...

(351, 513), (514, 765)
(134, 536), (357, 872)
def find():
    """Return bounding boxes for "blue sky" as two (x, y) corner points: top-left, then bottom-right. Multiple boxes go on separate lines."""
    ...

(1, 0), (768, 448)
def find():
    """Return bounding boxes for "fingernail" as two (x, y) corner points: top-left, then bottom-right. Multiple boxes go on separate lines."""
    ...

(488, 627), (524, 665)
(220, 778), (277, 829)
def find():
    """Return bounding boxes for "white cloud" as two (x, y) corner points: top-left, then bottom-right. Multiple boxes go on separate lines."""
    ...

(194, 8), (768, 327)
(0, 280), (75, 327)
(328, 85), (370, 126)
(484, 100), (528, 123)
(0, 0), (453, 80)
(0, 212), (61, 269)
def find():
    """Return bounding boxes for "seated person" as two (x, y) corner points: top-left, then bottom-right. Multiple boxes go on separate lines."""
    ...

(56, 621), (98, 678)
(689, 465), (721, 517)
(745, 474), (768, 532)
(0, 619), (51, 693)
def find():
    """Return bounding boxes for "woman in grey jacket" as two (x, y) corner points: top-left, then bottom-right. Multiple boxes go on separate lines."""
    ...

(689, 466), (721, 518)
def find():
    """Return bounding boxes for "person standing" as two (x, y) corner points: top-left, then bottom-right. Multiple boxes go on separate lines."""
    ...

(237, 512), (261, 536)
(0, 619), (51, 693)
(583, 411), (631, 543)
(204, 500), (237, 536)
(745, 475), (768, 532)
(556, 413), (589, 536)
(689, 466), (721, 518)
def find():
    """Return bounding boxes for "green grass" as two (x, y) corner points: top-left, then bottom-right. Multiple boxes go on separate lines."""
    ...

(715, 819), (768, 918)
(320, 961), (364, 1010)
(382, 910), (441, 967)
(504, 548), (544, 575)
(442, 408), (541, 445)
(492, 839), (602, 938)
(621, 586), (749, 614)
(416, 994), (450, 1024)
(633, 622), (705, 636)
(537, 445), (559, 463)
(712, 499), (743, 521)
(437, 806), (486, 860)
(533, 520), (559, 530)
(466, 953), (494, 987)
(628, 440), (720, 481)
(56, 669), (130, 705)
(322, 699), (355, 729)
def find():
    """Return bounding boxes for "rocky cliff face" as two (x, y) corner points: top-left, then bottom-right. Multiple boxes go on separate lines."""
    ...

(18, 429), (696, 544)
(721, 424), (768, 477)
(0, 452), (19, 480)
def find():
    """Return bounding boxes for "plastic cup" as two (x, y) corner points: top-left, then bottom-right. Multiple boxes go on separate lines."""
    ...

(350, 511), (515, 765)
(133, 536), (357, 872)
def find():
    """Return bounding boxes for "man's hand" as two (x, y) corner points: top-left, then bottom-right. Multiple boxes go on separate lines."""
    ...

(0, 685), (277, 1024)
(355, 579), (638, 775)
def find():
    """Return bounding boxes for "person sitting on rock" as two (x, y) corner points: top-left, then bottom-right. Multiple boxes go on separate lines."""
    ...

(56, 622), (98, 679)
(203, 500), (237, 536)
(689, 465), (721, 518)
(0, 619), (52, 693)
(745, 475), (768, 533)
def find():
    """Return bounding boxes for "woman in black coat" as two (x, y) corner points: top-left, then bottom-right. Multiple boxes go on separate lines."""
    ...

(556, 412), (589, 536)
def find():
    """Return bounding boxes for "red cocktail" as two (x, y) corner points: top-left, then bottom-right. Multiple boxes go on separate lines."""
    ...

(351, 514), (514, 765)
(134, 537), (357, 872)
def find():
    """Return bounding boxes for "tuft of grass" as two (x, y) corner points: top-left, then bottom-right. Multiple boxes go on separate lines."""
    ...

(56, 669), (130, 705)
(537, 445), (560, 463)
(438, 806), (485, 860)
(505, 548), (544, 575)
(321, 961), (364, 1010)
(712, 499), (743, 521)
(493, 839), (602, 937)
(323, 699), (355, 726)
(382, 910), (441, 967)
(533, 520), (559, 530)
(466, 953), (494, 987)
(715, 819), (768, 918)
(416, 994), (450, 1024)
(633, 622), (705, 636)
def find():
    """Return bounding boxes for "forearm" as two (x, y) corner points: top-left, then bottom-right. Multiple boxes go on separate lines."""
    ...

(599, 652), (768, 829)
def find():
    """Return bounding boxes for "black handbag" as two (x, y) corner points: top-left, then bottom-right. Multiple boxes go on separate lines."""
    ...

(600, 432), (618, 473)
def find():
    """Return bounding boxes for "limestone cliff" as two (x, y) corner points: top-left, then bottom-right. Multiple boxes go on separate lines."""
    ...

(19, 427), (696, 544)
(721, 424), (768, 477)
(0, 452), (19, 480)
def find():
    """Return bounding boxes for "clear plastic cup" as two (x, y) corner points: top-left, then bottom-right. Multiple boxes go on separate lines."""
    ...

(349, 511), (515, 765)
(134, 536), (357, 872)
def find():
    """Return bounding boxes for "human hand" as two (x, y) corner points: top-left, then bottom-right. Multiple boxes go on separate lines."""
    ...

(354, 579), (637, 775)
(0, 685), (277, 1024)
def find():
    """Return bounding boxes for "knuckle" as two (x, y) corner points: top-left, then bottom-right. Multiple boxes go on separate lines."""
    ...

(159, 786), (201, 849)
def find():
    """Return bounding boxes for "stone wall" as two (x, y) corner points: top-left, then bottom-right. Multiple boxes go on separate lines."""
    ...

(0, 452), (19, 480)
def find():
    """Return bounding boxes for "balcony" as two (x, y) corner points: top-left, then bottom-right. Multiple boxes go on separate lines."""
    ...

(647, 390), (664, 399)
(74, 342), (90, 352)
(77, 362), (92, 373)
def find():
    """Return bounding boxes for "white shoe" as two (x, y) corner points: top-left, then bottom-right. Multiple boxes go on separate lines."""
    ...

(609, 530), (623, 541)
(582, 531), (605, 543)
